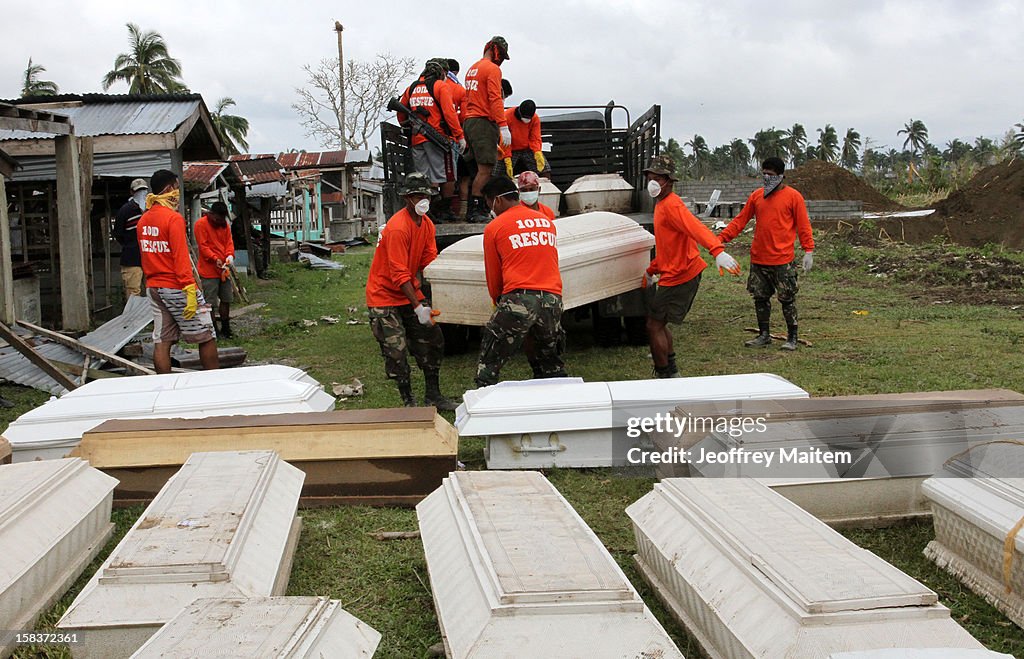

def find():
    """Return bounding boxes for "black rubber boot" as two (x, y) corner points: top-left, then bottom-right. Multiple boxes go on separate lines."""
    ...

(467, 197), (490, 224)
(745, 299), (772, 347)
(780, 325), (799, 351)
(423, 370), (458, 411)
(667, 352), (677, 373)
(219, 318), (233, 339)
(397, 380), (416, 407)
(653, 362), (680, 378)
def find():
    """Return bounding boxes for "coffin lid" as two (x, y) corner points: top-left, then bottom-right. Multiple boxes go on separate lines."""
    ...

(539, 179), (560, 194)
(656, 478), (937, 614)
(564, 174), (634, 194)
(101, 451), (279, 584)
(61, 364), (320, 398)
(452, 471), (637, 607)
(829, 651), (1013, 659)
(456, 379), (610, 434)
(0, 459), (94, 525)
(610, 373), (806, 403)
(131, 597), (381, 658)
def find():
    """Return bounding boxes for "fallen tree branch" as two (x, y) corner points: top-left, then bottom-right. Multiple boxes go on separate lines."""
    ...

(369, 530), (420, 541)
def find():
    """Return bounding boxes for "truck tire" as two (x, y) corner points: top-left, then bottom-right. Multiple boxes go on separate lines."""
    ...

(624, 316), (649, 346)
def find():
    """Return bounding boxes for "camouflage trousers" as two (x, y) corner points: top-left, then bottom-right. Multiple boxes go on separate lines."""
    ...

(368, 304), (445, 383)
(476, 290), (565, 387)
(747, 262), (799, 326)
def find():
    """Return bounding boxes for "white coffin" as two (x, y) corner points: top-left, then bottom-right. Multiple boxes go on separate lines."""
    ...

(923, 441), (1024, 628)
(831, 651), (1013, 659)
(416, 471), (681, 658)
(627, 478), (984, 658)
(563, 173), (634, 214)
(758, 477), (931, 529)
(3, 365), (335, 462)
(456, 373), (808, 469)
(423, 211), (654, 325)
(57, 451), (305, 658)
(538, 178), (562, 216)
(130, 597), (381, 658)
(0, 459), (116, 658)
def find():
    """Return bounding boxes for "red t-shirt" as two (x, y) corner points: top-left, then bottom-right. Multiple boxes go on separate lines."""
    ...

(647, 193), (724, 287)
(137, 205), (195, 290)
(194, 214), (235, 279)
(718, 185), (815, 266)
(483, 205), (562, 302)
(365, 208), (438, 307)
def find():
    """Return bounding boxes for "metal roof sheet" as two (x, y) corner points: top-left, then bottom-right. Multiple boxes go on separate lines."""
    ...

(183, 162), (227, 190)
(228, 155), (284, 185)
(0, 99), (200, 141)
(276, 150), (372, 169)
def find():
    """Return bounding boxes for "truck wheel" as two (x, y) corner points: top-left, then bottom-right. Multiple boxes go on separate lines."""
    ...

(624, 316), (649, 345)
(592, 314), (622, 347)
(441, 323), (469, 355)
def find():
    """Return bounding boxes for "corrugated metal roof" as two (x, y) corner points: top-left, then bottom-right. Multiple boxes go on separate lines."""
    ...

(10, 151), (172, 182)
(0, 99), (200, 141)
(276, 150), (372, 169)
(0, 295), (153, 394)
(228, 155), (284, 185)
(183, 162), (228, 190)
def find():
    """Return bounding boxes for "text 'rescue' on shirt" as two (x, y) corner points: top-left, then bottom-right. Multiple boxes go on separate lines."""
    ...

(399, 76), (463, 146)
(137, 205), (196, 290)
(483, 205), (562, 303)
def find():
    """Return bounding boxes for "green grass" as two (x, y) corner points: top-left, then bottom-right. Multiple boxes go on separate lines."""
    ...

(4, 234), (1024, 656)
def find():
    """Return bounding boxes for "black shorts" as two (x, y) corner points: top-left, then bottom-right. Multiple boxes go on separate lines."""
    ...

(646, 274), (701, 324)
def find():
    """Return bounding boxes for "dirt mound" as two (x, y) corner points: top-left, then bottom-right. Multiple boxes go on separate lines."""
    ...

(786, 161), (902, 212)
(936, 158), (1024, 249)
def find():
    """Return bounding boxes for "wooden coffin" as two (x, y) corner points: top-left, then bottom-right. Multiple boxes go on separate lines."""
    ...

(0, 438), (9, 465)
(78, 407), (457, 506)
(0, 459), (116, 659)
(130, 597), (381, 658)
(57, 451), (304, 658)
(924, 440), (1024, 628)
(423, 211), (654, 326)
(627, 478), (984, 658)
(416, 471), (682, 658)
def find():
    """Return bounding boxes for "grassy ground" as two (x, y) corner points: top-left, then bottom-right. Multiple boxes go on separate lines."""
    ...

(5, 228), (1024, 657)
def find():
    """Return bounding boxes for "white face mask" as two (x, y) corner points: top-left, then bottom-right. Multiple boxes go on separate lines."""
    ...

(520, 116), (531, 124)
(132, 190), (148, 207)
(520, 190), (540, 205)
(414, 199), (431, 216)
(647, 179), (662, 198)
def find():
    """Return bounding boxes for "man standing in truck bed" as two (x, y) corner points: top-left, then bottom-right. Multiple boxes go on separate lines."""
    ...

(717, 156), (814, 351)
(462, 36), (512, 223)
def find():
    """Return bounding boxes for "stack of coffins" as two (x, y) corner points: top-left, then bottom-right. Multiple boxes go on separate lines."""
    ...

(0, 459), (117, 658)
(627, 478), (986, 657)
(130, 597), (381, 658)
(2, 365), (336, 461)
(77, 407), (458, 505)
(924, 439), (1024, 628)
(423, 211), (655, 326)
(417, 471), (682, 658)
(57, 451), (304, 657)
(456, 373), (808, 469)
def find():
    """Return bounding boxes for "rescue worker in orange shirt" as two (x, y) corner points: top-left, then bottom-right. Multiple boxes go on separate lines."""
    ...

(643, 155), (741, 378)
(462, 36), (511, 223)
(517, 170), (555, 220)
(194, 201), (236, 338)
(365, 173), (457, 410)
(137, 169), (218, 374)
(501, 100), (546, 178)
(444, 58), (472, 220)
(718, 156), (814, 351)
(398, 60), (465, 222)
(476, 176), (566, 387)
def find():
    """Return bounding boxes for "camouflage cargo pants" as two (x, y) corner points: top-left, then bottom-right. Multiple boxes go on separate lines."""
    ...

(747, 262), (799, 326)
(476, 290), (566, 387)
(368, 304), (445, 383)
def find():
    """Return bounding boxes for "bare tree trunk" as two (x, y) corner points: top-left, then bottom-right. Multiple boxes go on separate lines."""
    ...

(334, 21), (346, 148)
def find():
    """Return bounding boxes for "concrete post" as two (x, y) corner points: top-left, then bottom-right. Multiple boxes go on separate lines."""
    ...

(54, 135), (89, 331)
(0, 177), (15, 324)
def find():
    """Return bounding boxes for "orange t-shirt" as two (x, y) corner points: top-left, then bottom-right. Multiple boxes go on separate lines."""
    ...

(647, 193), (724, 287)
(483, 205), (562, 302)
(521, 201), (555, 221)
(446, 77), (466, 119)
(365, 208), (438, 307)
(501, 107), (542, 158)
(194, 214), (235, 280)
(463, 58), (506, 125)
(137, 204), (196, 290)
(718, 185), (814, 266)
(399, 77), (463, 146)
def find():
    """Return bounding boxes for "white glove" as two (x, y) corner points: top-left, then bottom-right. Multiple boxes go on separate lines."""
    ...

(456, 137), (467, 153)
(643, 272), (660, 288)
(414, 304), (433, 325)
(499, 125), (512, 147)
(715, 251), (741, 276)
(802, 251), (814, 272)
(225, 254), (234, 265)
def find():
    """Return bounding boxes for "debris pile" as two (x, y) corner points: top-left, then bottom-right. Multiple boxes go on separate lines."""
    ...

(786, 161), (902, 212)
(936, 157), (1024, 248)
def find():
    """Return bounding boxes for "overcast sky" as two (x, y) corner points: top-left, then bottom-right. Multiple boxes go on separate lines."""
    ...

(4, 0), (1022, 157)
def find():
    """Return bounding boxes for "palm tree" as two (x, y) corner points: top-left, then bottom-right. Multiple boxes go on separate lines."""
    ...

(840, 128), (862, 170)
(1015, 121), (1024, 147)
(21, 58), (59, 97)
(660, 138), (687, 176)
(943, 139), (971, 163)
(748, 128), (787, 166)
(211, 97), (250, 154)
(897, 119), (929, 159)
(972, 136), (996, 166)
(685, 134), (710, 177)
(102, 23), (187, 94)
(816, 124), (839, 163)
(728, 138), (751, 176)
(784, 123), (807, 167)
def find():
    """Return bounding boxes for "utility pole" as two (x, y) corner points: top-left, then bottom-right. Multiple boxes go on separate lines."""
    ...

(334, 21), (346, 148)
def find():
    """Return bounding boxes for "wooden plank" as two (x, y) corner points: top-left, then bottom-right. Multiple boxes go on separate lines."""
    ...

(0, 176), (14, 324)
(0, 116), (74, 136)
(229, 302), (265, 318)
(0, 320), (79, 390)
(16, 319), (156, 375)
(49, 357), (123, 380)
(54, 135), (89, 331)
